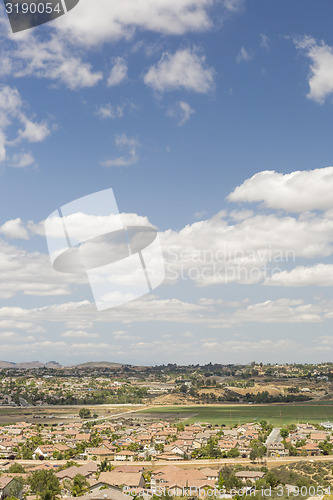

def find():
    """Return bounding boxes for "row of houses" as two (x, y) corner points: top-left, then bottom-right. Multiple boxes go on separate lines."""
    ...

(0, 419), (332, 462)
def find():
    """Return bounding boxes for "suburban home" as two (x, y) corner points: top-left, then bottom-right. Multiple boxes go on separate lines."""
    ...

(267, 442), (288, 457)
(235, 471), (265, 483)
(297, 442), (320, 456)
(67, 485), (134, 500)
(90, 472), (145, 491)
(151, 466), (215, 496)
(114, 450), (136, 462)
(86, 447), (116, 461)
(200, 468), (219, 481)
(33, 445), (56, 459)
(56, 463), (98, 482)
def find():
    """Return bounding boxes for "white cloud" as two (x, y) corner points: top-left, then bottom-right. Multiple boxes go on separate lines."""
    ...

(227, 167), (333, 212)
(61, 330), (100, 339)
(0, 86), (51, 165)
(264, 264), (333, 287)
(167, 101), (195, 125)
(236, 46), (252, 63)
(294, 36), (333, 104)
(54, 0), (218, 47)
(260, 34), (270, 51)
(96, 104), (124, 119)
(0, 219), (29, 240)
(9, 152), (35, 168)
(0, 131), (6, 162)
(5, 34), (103, 90)
(223, 0), (244, 12)
(107, 57), (128, 86)
(100, 134), (140, 167)
(18, 118), (50, 143)
(144, 48), (215, 93)
(0, 239), (87, 299)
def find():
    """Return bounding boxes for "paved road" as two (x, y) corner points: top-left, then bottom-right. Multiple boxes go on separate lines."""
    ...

(266, 427), (282, 446)
(6, 454), (333, 470)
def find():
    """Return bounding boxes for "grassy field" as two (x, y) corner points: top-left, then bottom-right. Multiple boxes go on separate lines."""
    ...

(138, 404), (333, 426)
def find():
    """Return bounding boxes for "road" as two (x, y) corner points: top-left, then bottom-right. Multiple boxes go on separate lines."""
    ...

(83, 405), (152, 424)
(7, 454), (333, 470)
(266, 427), (282, 446)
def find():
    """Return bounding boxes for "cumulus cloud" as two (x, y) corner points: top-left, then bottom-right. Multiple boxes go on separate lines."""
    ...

(107, 57), (128, 86)
(53, 0), (218, 47)
(0, 86), (51, 165)
(0, 219), (29, 240)
(227, 167), (333, 212)
(3, 33), (103, 90)
(100, 134), (141, 167)
(0, 239), (87, 299)
(294, 36), (333, 104)
(9, 152), (35, 168)
(61, 330), (100, 339)
(264, 264), (333, 287)
(167, 101), (195, 125)
(144, 48), (215, 93)
(18, 118), (50, 143)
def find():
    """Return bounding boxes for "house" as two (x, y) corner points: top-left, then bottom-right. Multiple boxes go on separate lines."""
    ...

(200, 468), (219, 481)
(67, 485), (134, 500)
(91, 472), (145, 490)
(113, 465), (145, 473)
(267, 442), (288, 457)
(86, 447), (116, 461)
(235, 471), (265, 483)
(320, 421), (333, 430)
(309, 432), (329, 443)
(114, 450), (136, 462)
(56, 463), (98, 482)
(33, 445), (56, 459)
(150, 466), (215, 496)
(296, 442), (320, 456)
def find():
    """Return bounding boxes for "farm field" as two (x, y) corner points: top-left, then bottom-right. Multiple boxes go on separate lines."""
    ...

(137, 404), (333, 426)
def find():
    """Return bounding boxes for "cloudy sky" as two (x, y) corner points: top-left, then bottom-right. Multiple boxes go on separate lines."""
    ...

(0, 0), (333, 365)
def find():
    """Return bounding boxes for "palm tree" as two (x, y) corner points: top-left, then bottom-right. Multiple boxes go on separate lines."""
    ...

(65, 474), (90, 497)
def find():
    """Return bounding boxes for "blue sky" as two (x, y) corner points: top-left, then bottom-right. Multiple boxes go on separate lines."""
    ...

(1, 0), (333, 364)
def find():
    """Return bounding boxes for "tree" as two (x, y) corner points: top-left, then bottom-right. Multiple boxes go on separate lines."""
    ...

(227, 447), (240, 458)
(28, 470), (60, 500)
(8, 478), (24, 499)
(8, 464), (25, 473)
(280, 428), (289, 439)
(98, 459), (113, 473)
(265, 471), (278, 488)
(250, 448), (258, 462)
(79, 408), (92, 419)
(70, 474), (90, 497)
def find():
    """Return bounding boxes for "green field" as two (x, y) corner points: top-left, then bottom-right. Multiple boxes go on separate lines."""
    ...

(138, 404), (333, 426)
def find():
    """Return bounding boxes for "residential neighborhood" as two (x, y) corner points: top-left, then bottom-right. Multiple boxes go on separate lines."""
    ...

(0, 414), (331, 499)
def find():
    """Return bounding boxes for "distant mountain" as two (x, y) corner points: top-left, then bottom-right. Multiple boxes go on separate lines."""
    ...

(0, 360), (138, 370)
(0, 361), (62, 369)
(75, 361), (128, 369)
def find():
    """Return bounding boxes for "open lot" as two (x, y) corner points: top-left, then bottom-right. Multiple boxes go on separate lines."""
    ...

(0, 404), (140, 425)
(137, 404), (333, 426)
